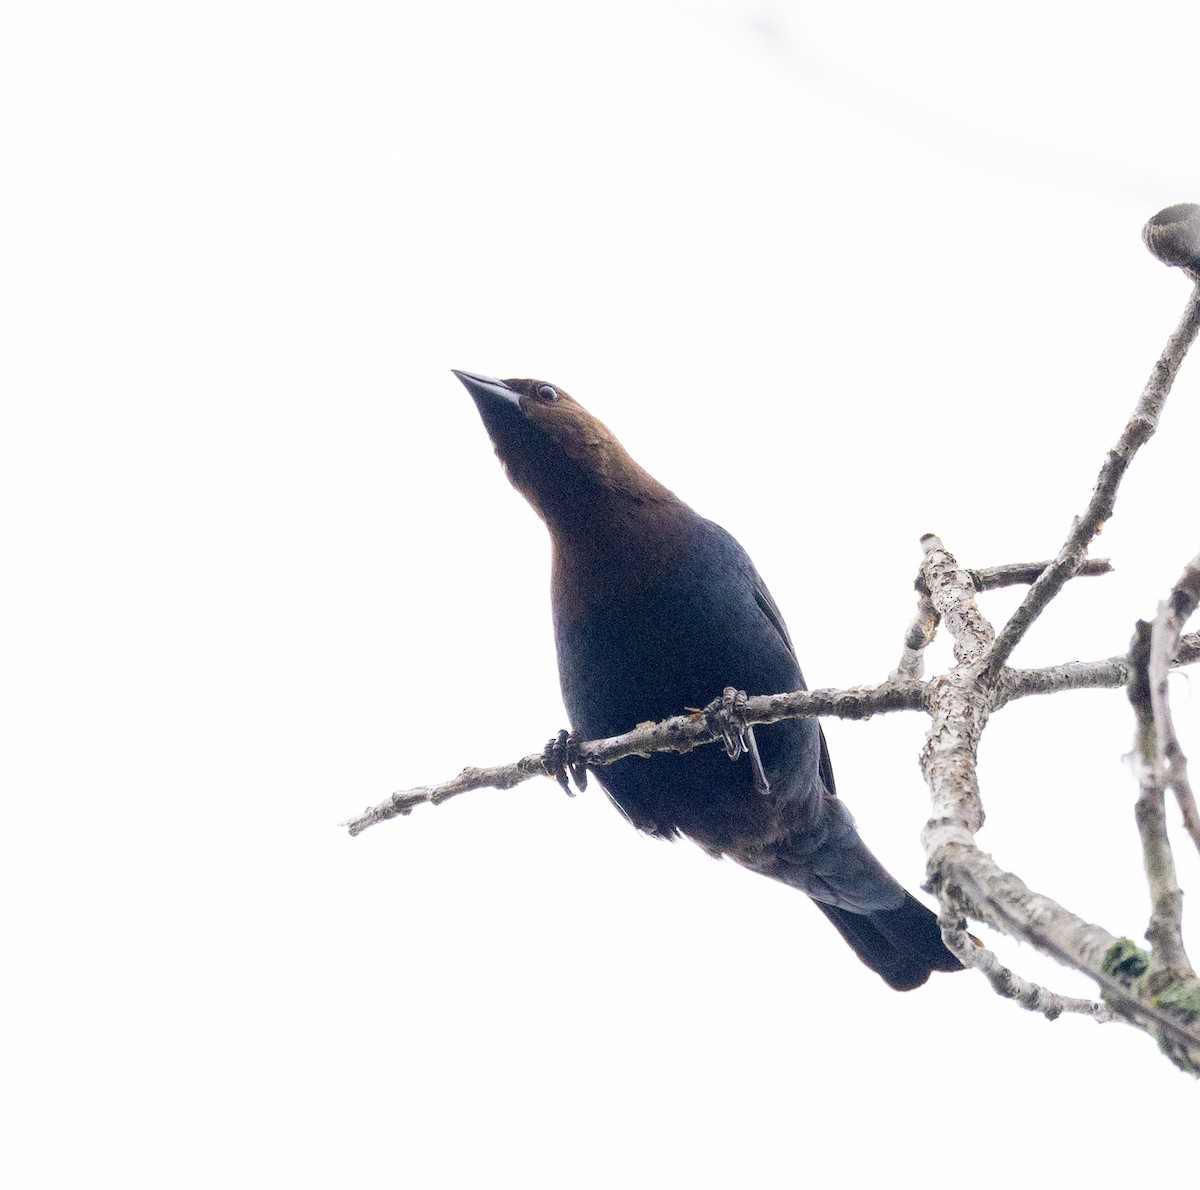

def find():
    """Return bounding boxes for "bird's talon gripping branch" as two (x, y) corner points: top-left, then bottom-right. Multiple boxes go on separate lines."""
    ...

(706, 687), (771, 796)
(543, 728), (588, 796)
(707, 687), (748, 759)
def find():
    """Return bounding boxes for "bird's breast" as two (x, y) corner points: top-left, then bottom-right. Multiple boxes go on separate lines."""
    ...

(550, 520), (817, 844)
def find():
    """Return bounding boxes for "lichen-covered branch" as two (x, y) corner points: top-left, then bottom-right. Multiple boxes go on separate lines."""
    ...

(1129, 621), (1193, 980)
(914, 537), (993, 857)
(916, 534), (1200, 1071)
(938, 908), (1114, 1024)
(1155, 555), (1200, 856)
(934, 841), (1200, 1062)
(1128, 553), (1200, 986)
(918, 534), (995, 666)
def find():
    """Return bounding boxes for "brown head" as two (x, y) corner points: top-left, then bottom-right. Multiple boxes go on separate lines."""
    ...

(452, 370), (678, 535)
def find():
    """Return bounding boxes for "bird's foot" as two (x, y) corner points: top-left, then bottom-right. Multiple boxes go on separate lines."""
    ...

(706, 687), (771, 796)
(543, 729), (588, 796)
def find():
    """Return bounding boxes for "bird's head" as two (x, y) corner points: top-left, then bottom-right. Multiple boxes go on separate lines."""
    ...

(452, 370), (675, 531)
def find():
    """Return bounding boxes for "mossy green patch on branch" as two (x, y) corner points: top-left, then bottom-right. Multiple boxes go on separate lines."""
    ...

(1154, 981), (1200, 1024)
(1102, 938), (1151, 983)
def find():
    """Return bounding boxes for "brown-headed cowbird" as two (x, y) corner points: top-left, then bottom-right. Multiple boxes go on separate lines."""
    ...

(453, 369), (964, 990)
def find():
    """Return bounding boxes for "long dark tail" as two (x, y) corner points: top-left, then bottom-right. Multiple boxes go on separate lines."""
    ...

(814, 891), (965, 991)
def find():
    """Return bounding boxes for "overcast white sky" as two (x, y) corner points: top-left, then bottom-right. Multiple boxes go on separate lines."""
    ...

(4, 1), (1200, 1185)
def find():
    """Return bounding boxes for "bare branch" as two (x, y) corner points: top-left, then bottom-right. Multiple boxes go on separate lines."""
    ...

(979, 280), (1200, 683)
(1129, 621), (1193, 979)
(343, 753), (551, 836)
(897, 558), (1114, 681)
(344, 679), (928, 836)
(914, 537), (992, 849)
(347, 620), (1198, 838)
(347, 625), (1199, 838)
(938, 912), (1114, 1024)
(1005, 656), (1133, 699)
(963, 557), (1112, 592)
(934, 842), (1200, 1064)
(919, 534), (995, 666)
(1129, 554), (1200, 983)
(1000, 629), (1200, 702)
(1155, 555), (1200, 856)
(892, 589), (938, 680)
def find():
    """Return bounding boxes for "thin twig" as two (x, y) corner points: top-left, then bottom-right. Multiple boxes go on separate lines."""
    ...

(963, 558), (1112, 592)
(938, 912), (1114, 1024)
(1000, 629), (1200, 702)
(979, 282), (1200, 683)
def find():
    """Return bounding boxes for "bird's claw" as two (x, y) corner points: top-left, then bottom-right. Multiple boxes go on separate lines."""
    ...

(709, 687), (750, 760)
(706, 687), (771, 796)
(543, 728), (588, 796)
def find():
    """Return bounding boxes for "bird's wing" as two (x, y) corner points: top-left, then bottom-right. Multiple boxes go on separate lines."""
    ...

(816, 724), (837, 796)
(751, 573), (795, 656)
(753, 572), (838, 797)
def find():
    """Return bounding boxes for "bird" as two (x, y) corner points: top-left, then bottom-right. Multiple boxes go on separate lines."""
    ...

(451, 368), (965, 990)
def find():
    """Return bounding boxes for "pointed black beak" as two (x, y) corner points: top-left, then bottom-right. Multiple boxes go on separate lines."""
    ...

(451, 369), (522, 411)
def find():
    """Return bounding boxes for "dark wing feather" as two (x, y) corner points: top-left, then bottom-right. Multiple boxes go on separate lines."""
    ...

(752, 574), (795, 656)
(753, 573), (837, 796)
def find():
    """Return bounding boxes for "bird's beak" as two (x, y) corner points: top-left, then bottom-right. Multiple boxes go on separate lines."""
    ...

(451, 369), (522, 411)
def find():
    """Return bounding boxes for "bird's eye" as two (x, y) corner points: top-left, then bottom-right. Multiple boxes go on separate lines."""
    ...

(536, 384), (559, 402)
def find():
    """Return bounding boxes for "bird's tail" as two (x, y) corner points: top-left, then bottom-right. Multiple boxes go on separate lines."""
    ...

(812, 892), (965, 991)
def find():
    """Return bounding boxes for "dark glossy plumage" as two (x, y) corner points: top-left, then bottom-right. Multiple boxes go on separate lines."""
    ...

(453, 369), (963, 990)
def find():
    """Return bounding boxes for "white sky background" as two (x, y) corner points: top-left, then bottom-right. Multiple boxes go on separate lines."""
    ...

(4, 0), (1200, 1184)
